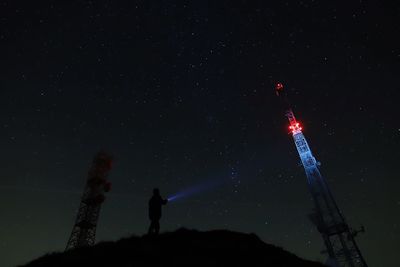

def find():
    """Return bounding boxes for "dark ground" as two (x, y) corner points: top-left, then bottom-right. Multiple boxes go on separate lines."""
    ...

(21, 228), (326, 267)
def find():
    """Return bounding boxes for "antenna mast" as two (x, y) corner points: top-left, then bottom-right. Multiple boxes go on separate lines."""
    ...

(275, 83), (367, 267)
(66, 151), (112, 250)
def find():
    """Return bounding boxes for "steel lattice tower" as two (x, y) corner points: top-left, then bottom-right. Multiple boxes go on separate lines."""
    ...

(66, 151), (112, 250)
(275, 83), (367, 267)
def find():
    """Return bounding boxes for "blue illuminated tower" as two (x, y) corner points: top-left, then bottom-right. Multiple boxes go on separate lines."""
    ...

(275, 83), (367, 267)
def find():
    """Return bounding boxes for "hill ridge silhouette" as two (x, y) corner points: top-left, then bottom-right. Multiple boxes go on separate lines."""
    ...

(21, 228), (326, 267)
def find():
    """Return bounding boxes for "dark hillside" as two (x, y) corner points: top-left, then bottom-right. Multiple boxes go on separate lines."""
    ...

(21, 228), (326, 267)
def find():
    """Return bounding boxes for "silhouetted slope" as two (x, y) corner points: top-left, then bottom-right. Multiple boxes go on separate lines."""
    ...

(21, 228), (326, 267)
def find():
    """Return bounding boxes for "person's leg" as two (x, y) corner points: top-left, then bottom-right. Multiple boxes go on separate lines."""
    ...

(148, 220), (155, 234)
(155, 220), (160, 234)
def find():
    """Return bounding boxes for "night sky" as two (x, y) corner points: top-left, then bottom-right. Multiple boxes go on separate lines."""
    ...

(1, 1), (399, 266)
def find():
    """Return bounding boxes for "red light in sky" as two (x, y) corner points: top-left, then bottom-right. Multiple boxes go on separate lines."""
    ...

(276, 83), (283, 91)
(289, 122), (302, 134)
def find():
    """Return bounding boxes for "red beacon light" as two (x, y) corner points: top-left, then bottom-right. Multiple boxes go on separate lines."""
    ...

(289, 122), (303, 134)
(275, 82), (284, 96)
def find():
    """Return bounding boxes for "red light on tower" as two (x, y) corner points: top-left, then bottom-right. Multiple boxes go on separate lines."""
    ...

(275, 82), (284, 96)
(289, 122), (302, 134)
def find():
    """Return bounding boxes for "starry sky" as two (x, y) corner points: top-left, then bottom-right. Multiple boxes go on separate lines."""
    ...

(1, 1), (399, 266)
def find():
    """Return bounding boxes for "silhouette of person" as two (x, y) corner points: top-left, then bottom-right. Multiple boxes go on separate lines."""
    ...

(148, 188), (168, 235)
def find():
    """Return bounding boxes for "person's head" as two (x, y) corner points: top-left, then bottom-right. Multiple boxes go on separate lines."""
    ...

(153, 188), (160, 196)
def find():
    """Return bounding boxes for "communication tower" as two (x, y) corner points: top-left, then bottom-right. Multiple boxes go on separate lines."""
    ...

(275, 83), (367, 267)
(66, 151), (112, 250)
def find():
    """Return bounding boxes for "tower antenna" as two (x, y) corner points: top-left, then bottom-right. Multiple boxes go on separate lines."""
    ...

(275, 83), (367, 267)
(66, 151), (112, 250)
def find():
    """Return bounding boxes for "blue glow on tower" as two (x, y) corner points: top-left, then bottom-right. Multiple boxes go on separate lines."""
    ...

(276, 83), (368, 267)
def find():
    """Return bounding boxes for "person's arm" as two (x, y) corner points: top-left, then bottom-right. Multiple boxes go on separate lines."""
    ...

(162, 199), (168, 205)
